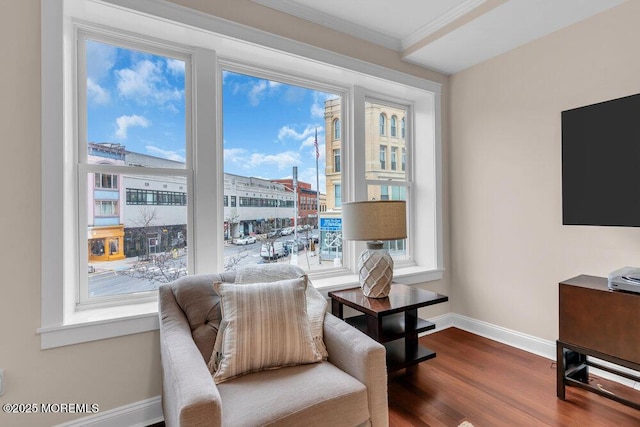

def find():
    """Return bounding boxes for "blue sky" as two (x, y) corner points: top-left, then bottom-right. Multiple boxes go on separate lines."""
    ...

(86, 40), (337, 191)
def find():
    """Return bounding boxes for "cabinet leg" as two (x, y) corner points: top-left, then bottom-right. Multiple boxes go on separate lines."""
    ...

(556, 341), (565, 400)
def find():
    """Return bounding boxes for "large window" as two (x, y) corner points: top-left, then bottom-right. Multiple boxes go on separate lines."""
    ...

(42, 0), (441, 348)
(365, 100), (409, 261)
(80, 35), (190, 302)
(222, 70), (341, 272)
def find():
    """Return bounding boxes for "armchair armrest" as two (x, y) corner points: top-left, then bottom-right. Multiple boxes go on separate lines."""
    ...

(159, 284), (222, 427)
(323, 312), (389, 427)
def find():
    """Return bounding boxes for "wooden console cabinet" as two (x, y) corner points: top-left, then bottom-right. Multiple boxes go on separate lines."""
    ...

(557, 275), (640, 409)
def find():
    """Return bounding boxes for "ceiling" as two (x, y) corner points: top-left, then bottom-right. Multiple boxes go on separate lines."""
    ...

(252, 0), (626, 75)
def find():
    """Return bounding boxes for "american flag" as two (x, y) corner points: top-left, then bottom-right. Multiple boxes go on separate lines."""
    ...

(314, 128), (319, 159)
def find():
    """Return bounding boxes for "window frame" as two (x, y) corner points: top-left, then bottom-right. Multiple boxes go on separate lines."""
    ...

(41, 0), (443, 349)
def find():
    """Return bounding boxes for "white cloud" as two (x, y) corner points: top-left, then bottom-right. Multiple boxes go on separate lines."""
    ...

(300, 167), (326, 192)
(278, 124), (319, 142)
(247, 80), (267, 106)
(86, 40), (117, 82)
(115, 59), (183, 106)
(87, 78), (110, 105)
(247, 151), (301, 170)
(224, 147), (248, 164)
(145, 145), (185, 162)
(166, 58), (185, 76)
(115, 115), (150, 139)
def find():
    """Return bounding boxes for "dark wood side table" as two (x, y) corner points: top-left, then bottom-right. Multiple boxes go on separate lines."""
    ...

(329, 283), (448, 373)
(557, 275), (640, 410)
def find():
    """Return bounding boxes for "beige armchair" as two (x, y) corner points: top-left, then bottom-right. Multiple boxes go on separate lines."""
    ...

(159, 268), (389, 427)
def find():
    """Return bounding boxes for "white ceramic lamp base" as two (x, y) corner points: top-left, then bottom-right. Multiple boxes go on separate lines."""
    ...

(357, 242), (394, 298)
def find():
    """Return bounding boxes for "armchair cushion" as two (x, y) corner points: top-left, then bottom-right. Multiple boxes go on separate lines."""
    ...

(235, 264), (329, 358)
(210, 277), (322, 384)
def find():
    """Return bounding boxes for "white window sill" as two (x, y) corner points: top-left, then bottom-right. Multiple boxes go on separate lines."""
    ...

(311, 265), (444, 297)
(37, 301), (159, 349)
(37, 266), (443, 349)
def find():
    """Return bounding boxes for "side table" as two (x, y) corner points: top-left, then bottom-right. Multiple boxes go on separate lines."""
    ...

(329, 283), (448, 373)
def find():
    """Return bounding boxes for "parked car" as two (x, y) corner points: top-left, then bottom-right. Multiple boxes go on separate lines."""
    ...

(284, 239), (305, 253)
(260, 241), (288, 259)
(233, 236), (257, 245)
(267, 229), (282, 238)
(280, 227), (293, 236)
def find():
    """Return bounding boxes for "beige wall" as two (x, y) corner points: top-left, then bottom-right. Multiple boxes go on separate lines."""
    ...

(449, 0), (640, 341)
(0, 1), (449, 425)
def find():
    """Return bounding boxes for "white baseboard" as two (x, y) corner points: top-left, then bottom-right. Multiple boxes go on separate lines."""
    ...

(426, 313), (640, 390)
(56, 313), (640, 427)
(55, 396), (163, 427)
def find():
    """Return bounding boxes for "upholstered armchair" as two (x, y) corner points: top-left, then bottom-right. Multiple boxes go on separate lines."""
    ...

(159, 265), (388, 426)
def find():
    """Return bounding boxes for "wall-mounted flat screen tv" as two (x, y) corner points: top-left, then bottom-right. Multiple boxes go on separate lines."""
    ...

(562, 92), (640, 226)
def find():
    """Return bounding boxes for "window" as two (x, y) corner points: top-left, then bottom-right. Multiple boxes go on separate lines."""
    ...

(380, 185), (389, 201)
(334, 184), (342, 207)
(391, 116), (397, 137)
(42, 0), (441, 348)
(402, 147), (406, 171)
(333, 118), (341, 140)
(79, 36), (190, 302)
(94, 200), (118, 217)
(401, 117), (406, 138)
(222, 70), (341, 271)
(391, 147), (397, 171)
(95, 173), (118, 189)
(365, 100), (410, 261)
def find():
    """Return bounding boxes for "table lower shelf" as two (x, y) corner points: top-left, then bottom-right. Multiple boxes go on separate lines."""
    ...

(345, 313), (436, 343)
(385, 340), (436, 372)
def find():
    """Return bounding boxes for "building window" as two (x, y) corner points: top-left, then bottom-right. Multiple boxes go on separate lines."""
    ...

(231, 196), (237, 207)
(95, 173), (118, 189)
(380, 145), (387, 170)
(391, 147), (397, 171)
(334, 184), (342, 207)
(224, 195), (228, 206)
(95, 200), (118, 216)
(401, 117), (406, 138)
(391, 115), (397, 137)
(379, 114), (386, 135)
(334, 148), (341, 173)
(333, 118), (341, 140)
(402, 147), (406, 171)
(380, 185), (389, 201)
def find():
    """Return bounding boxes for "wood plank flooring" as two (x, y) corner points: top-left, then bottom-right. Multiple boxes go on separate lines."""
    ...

(388, 327), (640, 427)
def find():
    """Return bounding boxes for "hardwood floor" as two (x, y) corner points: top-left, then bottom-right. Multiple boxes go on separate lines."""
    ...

(388, 328), (640, 427)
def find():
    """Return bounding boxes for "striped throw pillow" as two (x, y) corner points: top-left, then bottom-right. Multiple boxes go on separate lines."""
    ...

(210, 277), (321, 384)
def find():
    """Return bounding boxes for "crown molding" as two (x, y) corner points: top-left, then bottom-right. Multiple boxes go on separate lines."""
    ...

(252, 0), (402, 51)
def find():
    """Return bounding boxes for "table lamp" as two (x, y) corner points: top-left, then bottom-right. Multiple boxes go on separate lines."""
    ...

(342, 200), (407, 298)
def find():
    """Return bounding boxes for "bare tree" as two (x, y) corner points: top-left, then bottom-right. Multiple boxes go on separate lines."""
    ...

(119, 207), (187, 285)
(122, 251), (187, 286)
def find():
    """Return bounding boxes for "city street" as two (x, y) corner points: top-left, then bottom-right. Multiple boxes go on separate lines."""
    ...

(88, 229), (332, 297)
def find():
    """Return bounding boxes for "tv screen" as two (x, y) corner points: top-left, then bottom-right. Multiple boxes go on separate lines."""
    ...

(562, 93), (640, 226)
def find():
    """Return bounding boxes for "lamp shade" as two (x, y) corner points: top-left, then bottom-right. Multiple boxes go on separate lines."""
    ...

(342, 200), (406, 241)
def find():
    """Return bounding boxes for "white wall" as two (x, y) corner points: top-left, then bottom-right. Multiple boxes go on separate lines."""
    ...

(449, 0), (640, 341)
(0, 1), (449, 425)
